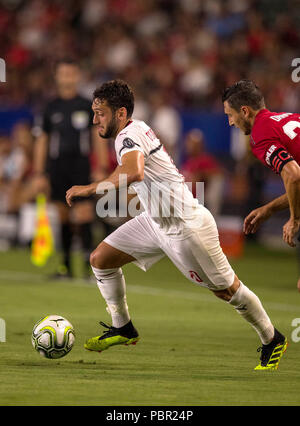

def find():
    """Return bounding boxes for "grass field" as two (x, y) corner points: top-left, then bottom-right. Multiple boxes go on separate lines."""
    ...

(0, 243), (300, 406)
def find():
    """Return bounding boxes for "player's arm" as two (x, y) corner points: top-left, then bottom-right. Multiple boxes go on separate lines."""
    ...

(281, 160), (300, 247)
(243, 193), (289, 235)
(244, 160), (300, 244)
(244, 144), (294, 235)
(66, 150), (144, 206)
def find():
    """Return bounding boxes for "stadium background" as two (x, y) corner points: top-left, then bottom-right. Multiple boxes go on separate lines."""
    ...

(1, 0), (300, 407)
(1, 0), (299, 252)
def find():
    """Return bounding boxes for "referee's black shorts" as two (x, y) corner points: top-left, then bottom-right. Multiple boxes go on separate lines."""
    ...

(47, 157), (91, 203)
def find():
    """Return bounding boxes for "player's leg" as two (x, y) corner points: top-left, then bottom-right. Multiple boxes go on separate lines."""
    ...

(213, 275), (275, 346)
(90, 213), (164, 327)
(90, 241), (136, 328)
(163, 207), (287, 370)
(213, 275), (287, 370)
(167, 235), (275, 346)
(84, 241), (140, 352)
(85, 213), (165, 352)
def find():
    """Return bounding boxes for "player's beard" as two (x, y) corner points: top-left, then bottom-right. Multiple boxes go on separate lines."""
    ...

(100, 114), (119, 139)
(239, 117), (252, 135)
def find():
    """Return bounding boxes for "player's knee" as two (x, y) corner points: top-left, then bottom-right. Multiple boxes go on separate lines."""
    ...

(213, 289), (231, 301)
(90, 248), (106, 269)
(89, 249), (97, 267)
(90, 243), (118, 269)
(213, 275), (240, 301)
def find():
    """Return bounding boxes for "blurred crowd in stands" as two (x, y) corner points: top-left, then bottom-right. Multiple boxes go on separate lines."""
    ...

(1, 0), (299, 112)
(0, 0), (298, 249)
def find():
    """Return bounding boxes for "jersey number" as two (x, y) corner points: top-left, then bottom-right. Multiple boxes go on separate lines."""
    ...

(283, 120), (300, 140)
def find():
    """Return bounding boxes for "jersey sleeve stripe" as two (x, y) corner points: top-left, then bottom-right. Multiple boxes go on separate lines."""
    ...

(149, 143), (162, 156)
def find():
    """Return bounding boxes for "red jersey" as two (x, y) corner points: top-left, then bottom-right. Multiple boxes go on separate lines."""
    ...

(250, 108), (300, 174)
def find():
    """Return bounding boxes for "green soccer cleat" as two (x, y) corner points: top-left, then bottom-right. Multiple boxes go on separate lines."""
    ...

(254, 329), (288, 371)
(84, 320), (139, 352)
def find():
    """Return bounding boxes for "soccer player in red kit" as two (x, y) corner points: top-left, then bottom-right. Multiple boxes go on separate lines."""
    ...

(223, 79), (300, 288)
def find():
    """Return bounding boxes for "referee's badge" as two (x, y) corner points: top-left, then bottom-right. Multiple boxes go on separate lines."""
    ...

(71, 111), (89, 129)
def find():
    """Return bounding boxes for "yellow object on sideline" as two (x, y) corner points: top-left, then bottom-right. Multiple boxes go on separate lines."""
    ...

(31, 194), (55, 267)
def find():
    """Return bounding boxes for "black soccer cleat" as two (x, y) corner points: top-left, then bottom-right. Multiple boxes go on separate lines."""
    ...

(84, 320), (139, 352)
(254, 328), (288, 370)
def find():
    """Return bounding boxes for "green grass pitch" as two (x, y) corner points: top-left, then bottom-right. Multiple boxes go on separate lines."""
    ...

(0, 243), (300, 406)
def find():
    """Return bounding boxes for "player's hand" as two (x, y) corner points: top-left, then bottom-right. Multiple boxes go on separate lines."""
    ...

(65, 185), (92, 207)
(243, 205), (272, 235)
(283, 218), (300, 248)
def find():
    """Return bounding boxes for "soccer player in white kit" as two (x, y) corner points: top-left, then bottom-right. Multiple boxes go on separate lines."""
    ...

(66, 80), (287, 370)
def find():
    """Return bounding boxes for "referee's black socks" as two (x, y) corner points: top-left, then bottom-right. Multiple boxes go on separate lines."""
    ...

(60, 222), (93, 277)
(61, 222), (72, 275)
(79, 222), (93, 273)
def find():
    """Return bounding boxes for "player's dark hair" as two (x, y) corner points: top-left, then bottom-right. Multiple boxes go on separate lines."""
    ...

(222, 79), (265, 111)
(93, 79), (134, 118)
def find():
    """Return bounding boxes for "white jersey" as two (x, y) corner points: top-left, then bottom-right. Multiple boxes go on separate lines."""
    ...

(115, 119), (203, 235)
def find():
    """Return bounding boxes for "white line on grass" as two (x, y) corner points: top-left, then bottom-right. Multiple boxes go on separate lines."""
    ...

(0, 269), (298, 313)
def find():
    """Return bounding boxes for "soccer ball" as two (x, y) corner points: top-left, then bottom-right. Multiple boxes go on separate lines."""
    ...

(31, 315), (75, 359)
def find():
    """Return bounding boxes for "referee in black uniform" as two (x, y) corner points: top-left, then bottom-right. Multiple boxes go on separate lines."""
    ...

(33, 58), (105, 279)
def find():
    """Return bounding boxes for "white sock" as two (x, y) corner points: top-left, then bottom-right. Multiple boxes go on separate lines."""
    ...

(91, 266), (130, 328)
(229, 282), (274, 345)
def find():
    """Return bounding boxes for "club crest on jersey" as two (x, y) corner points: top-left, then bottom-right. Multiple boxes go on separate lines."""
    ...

(119, 138), (140, 156)
(123, 137), (137, 148)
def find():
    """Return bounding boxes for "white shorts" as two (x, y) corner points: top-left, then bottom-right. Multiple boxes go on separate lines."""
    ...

(104, 208), (235, 291)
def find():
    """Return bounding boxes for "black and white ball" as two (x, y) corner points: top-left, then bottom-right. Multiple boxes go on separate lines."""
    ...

(32, 315), (75, 359)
